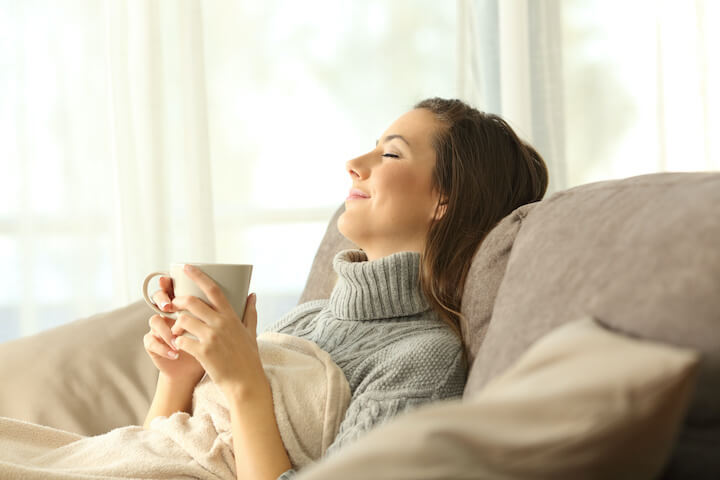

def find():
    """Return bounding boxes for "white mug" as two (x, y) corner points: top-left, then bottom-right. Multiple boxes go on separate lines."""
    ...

(142, 263), (253, 341)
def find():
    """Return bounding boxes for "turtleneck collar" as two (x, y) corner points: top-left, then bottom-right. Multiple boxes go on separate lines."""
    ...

(328, 249), (431, 321)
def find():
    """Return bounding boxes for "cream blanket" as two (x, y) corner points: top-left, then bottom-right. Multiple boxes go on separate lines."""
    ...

(0, 332), (351, 480)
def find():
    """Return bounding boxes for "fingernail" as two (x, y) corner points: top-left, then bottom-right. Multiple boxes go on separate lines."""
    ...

(160, 301), (169, 310)
(171, 338), (178, 350)
(184, 264), (195, 272)
(168, 351), (178, 359)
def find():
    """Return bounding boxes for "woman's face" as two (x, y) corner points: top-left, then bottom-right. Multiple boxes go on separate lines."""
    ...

(337, 108), (445, 260)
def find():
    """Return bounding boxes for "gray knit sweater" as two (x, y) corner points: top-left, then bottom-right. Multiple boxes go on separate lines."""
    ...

(268, 249), (467, 480)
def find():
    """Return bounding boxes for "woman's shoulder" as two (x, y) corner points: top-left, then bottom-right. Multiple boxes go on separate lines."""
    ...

(388, 322), (463, 364)
(391, 310), (464, 352)
(359, 318), (465, 377)
(350, 321), (466, 399)
(262, 298), (329, 334)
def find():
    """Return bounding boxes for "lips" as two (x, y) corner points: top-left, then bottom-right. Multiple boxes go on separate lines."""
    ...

(347, 188), (370, 200)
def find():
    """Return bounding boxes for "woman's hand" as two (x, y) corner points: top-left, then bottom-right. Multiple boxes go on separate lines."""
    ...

(143, 276), (205, 387)
(169, 264), (269, 402)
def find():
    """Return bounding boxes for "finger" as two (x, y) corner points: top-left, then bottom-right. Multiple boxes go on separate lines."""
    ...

(144, 331), (179, 359)
(148, 314), (178, 351)
(170, 313), (210, 341)
(243, 293), (258, 336)
(174, 331), (201, 359)
(170, 295), (219, 327)
(152, 289), (175, 312)
(151, 335), (180, 359)
(159, 276), (175, 299)
(180, 265), (232, 313)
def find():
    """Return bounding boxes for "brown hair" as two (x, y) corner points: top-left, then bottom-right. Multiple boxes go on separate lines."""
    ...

(414, 97), (549, 360)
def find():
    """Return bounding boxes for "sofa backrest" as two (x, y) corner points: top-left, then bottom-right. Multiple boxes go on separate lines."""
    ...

(464, 171), (720, 477)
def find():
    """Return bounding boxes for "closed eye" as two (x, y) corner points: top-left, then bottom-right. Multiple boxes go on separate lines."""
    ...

(382, 153), (399, 158)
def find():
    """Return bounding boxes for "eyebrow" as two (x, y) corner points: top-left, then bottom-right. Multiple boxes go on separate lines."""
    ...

(375, 134), (411, 148)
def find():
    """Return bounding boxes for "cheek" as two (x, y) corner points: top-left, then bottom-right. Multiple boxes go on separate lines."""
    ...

(375, 166), (435, 213)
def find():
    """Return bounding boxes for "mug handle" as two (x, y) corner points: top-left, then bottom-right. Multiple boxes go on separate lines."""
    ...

(142, 271), (178, 320)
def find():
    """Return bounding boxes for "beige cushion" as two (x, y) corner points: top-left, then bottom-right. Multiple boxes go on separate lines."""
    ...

(295, 316), (699, 480)
(0, 299), (158, 436)
(465, 172), (720, 477)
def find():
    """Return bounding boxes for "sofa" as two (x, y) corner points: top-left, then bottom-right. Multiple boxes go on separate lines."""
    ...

(0, 171), (718, 479)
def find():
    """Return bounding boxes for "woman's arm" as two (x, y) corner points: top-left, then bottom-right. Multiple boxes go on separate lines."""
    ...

(227, 383), (293, 480)
(166, 271), (294, 478)
(142, 373), (196, 429)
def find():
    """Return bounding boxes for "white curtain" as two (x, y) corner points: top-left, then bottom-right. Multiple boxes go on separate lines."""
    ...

(0, 0), (456, 342)
(458, 0), (720, 196)
(105, 0), (216, 306)
(0, 0), (218, 340)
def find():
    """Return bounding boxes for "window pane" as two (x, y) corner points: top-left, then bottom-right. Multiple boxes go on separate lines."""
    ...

(37, 303), (75, 332)
(32, 233), (113, 304)
(0, 235), (19, 305)
(0, 307), (19, 344)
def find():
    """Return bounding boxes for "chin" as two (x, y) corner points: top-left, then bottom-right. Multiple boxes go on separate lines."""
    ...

(336, 210), (349, 236)
(337, 210), (361, 246)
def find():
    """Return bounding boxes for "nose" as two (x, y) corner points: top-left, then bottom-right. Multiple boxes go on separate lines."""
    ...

(345, 153), (371, 180)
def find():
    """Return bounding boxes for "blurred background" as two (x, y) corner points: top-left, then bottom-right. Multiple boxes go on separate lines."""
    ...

(0, 0), (718, 341)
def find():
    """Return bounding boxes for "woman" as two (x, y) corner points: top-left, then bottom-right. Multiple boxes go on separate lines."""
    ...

(144, 97), (549, 480)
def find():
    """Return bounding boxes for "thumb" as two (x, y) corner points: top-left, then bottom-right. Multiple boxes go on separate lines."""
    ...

(242, 293), (258, 336)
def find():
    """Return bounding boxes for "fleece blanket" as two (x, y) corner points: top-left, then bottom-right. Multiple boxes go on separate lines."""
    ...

(0, 332), (351, 480)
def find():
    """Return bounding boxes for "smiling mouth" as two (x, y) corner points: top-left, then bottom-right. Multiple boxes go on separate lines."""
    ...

(347, 188), (370, 200)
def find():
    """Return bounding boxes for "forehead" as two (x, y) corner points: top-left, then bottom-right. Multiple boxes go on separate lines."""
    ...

(381, 108), (443, 151)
